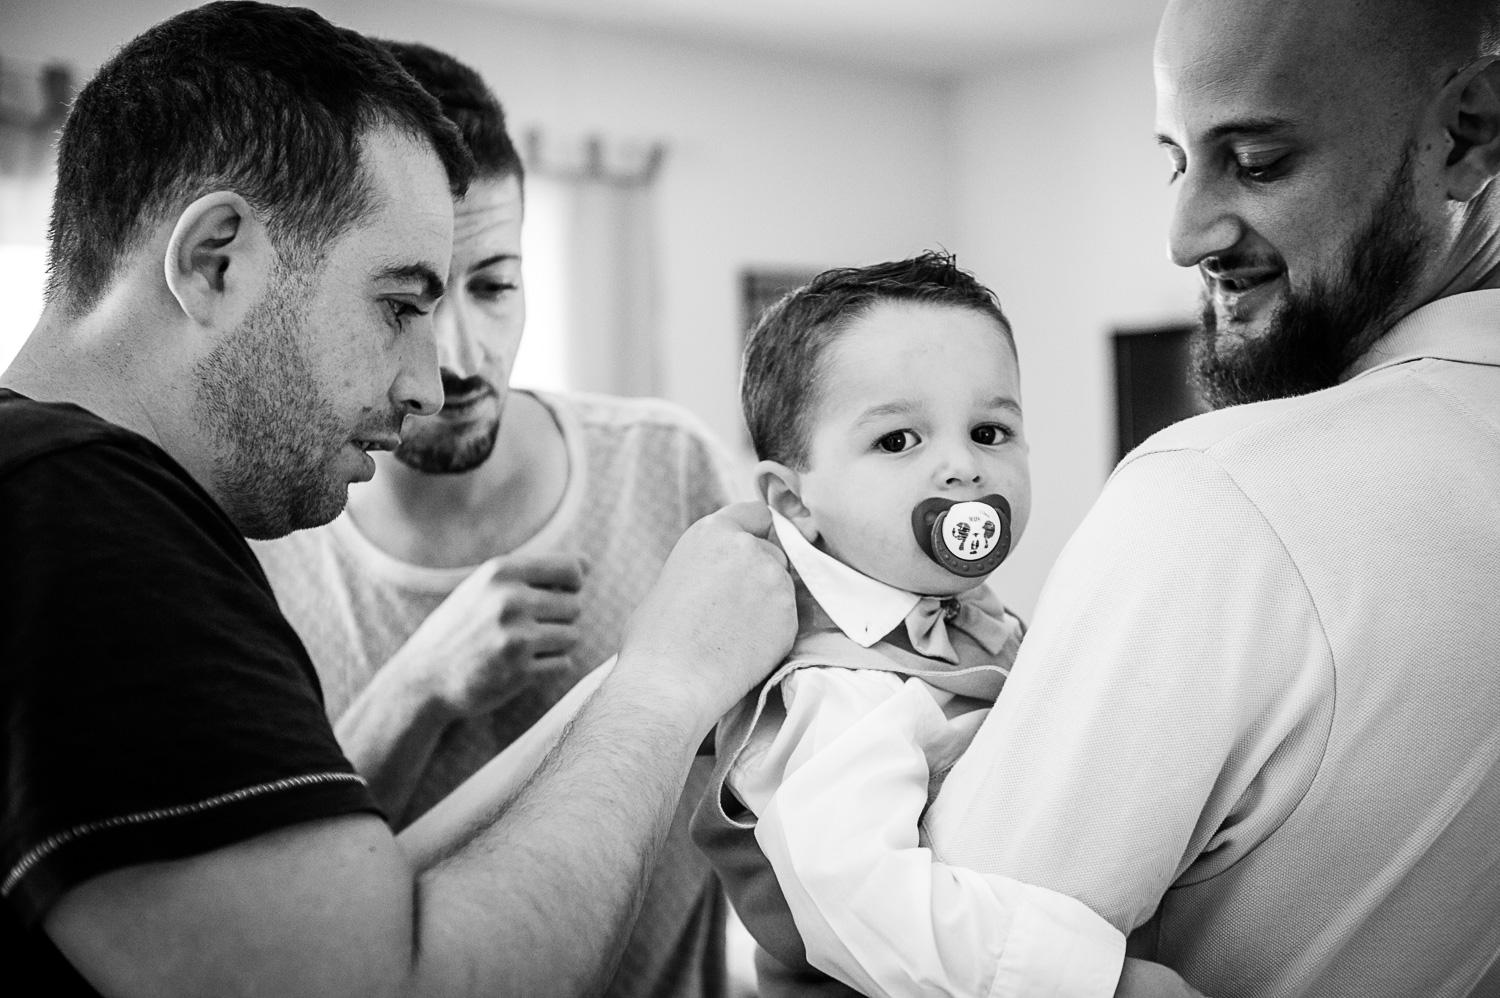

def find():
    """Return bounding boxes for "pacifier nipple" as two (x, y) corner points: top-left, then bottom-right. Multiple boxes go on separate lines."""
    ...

(910, 494), (1012, 578)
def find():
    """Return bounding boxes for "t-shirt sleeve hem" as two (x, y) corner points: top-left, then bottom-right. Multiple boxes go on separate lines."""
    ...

(5, 774), (382, 927)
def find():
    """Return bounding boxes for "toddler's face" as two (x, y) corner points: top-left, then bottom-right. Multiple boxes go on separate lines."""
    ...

(782, 300), (1031, 596)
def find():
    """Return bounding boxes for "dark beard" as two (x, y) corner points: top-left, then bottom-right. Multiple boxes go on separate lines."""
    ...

(1192, 148), (1426, 409)
(393, 371), (501, 474)
(192, 270), (348, 540)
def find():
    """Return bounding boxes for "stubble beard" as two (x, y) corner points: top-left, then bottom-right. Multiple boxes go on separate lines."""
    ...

(392, 372), (502, 475)
(192, 269), (349, 540)
(1192, 147), (1428, 410)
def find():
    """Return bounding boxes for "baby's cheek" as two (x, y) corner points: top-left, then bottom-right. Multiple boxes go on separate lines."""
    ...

(987, 457), (1033, 539)
(821, 507), (907, 575)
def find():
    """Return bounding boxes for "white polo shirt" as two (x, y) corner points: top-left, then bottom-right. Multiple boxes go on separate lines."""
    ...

(919, 290), (1500, 996)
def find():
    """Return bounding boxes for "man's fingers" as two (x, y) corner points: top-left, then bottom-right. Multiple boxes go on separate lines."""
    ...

(528, 624), (581, 657)
(704, 500), (774, 538)
(527, 589), (582, 623)
(493, 553), (587, 592)
(694, 502), (787, 570)
(530, 652), (574, 677)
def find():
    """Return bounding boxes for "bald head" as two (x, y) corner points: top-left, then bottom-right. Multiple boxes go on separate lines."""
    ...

(1156, 0), (1500, 406)
(1160, 0), (1498, 121)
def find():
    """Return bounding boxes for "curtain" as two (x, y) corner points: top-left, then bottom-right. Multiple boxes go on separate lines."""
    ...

(0, 59), (71, 367)
(520, 133), (666, 399)
(0, 59), (68, 242)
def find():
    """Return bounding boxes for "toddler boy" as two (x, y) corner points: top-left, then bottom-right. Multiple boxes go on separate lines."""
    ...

(691, 253), (1123, 998)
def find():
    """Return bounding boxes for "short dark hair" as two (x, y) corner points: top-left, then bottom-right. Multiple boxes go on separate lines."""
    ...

(742, 251), (1014, 469)
(380, 41), (523, 184)
(48, 0), (475, 315)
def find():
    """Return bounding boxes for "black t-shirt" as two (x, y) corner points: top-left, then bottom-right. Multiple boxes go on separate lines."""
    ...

(0, 390), (382, 994)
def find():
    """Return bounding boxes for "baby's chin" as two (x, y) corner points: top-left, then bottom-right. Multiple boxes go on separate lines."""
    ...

(858, 552), (993, 598)
(910, 569), (993, 598)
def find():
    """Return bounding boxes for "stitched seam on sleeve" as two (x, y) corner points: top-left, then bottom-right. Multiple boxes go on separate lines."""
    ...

(1400, 363), (1500, 441)
(2, 771), (368, 897)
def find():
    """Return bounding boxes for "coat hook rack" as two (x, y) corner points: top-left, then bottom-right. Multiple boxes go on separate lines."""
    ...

(525, 128), (667, 186)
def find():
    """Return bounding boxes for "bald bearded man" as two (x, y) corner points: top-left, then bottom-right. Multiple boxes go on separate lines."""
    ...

(746, 2), (1500, 996)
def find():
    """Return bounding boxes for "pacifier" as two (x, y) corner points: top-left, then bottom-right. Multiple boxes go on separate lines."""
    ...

(911, 494), (1012, 578)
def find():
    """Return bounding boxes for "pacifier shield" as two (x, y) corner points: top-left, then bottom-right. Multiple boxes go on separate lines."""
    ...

(911, 494), (1012, 578)
(941, 501), (1004, 561)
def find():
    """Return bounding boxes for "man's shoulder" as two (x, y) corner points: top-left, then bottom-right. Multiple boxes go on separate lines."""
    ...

(1096, 384), (1370, 537)
(542, 389), (748, 496)
(0, 390), (224, 535)
(0, 390), (151, 478)
(1122, 394), (1309, 467)
(541, 389), (720, 443)
(1104, 360), (1493, 544)
(1119, 367), (1430, 476)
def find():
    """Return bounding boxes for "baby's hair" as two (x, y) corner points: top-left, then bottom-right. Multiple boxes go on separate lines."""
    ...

(741, 250), (1014, 469)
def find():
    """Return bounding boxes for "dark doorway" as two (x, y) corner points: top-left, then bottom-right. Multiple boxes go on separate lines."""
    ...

(1113, 324), (1210, 463)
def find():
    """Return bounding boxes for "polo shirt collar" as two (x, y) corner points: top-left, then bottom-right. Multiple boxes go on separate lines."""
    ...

(770, 509), (920, 648)
(1347, 288), (1500, 380)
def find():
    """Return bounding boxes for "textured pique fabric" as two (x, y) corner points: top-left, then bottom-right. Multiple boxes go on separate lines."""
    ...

(255, 389), (747, 998)
(923, 290), (1500, 997)
(693, 513), (1121, 998)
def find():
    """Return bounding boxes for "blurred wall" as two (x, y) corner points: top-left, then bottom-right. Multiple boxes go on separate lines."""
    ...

(0, 0), (955, 452)
(946, 33), (1200, 615)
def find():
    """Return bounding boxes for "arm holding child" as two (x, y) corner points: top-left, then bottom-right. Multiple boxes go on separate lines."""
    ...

(744, 668), (1127, 998)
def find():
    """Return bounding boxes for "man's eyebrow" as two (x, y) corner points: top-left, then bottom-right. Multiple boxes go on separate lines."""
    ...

(468, 253), (519, 274)
(1155, 116), (1296, 148)
(375, 263), (446, 304)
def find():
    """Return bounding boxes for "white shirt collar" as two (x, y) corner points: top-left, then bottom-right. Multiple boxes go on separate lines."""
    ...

(1347, 288), (1500, 381)
(771, 509), (920, 648)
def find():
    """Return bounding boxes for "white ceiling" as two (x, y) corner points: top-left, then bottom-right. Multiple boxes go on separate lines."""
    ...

(453, 0), (1170, 76)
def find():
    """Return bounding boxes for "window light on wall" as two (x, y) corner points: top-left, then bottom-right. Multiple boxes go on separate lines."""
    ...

(510, 173), (570, 393)
(0, 244), (44, 371)
(1, 57), (69, 375)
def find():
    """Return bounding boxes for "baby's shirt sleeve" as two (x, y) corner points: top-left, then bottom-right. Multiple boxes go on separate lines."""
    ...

(726, 667), (914, 817)
(727, 667), (1126, 998)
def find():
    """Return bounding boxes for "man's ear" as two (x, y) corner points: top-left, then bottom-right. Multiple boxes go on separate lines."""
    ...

(753, 459), (819, 542)
(163, 191), (273, 328)
(1439, 56), (1500, 203)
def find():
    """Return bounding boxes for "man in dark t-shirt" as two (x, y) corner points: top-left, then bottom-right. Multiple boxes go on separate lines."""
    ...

(0, 5), (793, 997)
(0, 393), (380, 991)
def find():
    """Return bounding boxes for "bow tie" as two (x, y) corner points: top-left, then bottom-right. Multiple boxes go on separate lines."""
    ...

(903, 585), (1016, 665)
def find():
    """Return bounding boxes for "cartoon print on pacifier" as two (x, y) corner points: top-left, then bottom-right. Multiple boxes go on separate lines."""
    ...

(910, 494), (1012, 578)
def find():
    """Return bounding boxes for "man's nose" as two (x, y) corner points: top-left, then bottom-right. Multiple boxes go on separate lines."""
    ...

(1168, 170), (1243, 269)
(394, 314), (443, 418)
(434, 298), (482, 377)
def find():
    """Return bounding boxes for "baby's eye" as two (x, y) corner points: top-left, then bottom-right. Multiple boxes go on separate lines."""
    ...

(876, 430), (919, 453)
(972, 424), (1009, 446)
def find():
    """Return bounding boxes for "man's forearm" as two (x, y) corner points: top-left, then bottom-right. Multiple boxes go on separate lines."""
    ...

(405, 658), (708, 997)
(398, 660), (611, 869)
(46, 666), (716, 998)
(44, 503), (793, 998)
(335, 658), (453, 817)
